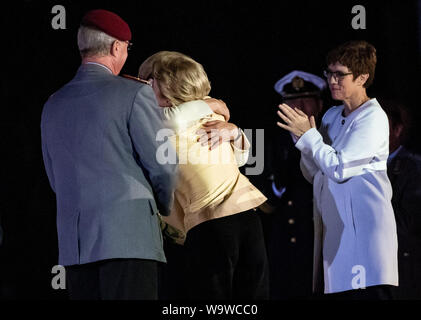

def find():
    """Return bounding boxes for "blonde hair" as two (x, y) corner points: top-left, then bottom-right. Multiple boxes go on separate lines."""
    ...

(138, 51), (211, 106)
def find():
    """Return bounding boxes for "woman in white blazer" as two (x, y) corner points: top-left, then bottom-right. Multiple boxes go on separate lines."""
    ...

(277, 40), (398, 299)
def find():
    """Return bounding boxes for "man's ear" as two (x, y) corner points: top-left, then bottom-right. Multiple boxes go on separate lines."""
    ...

(110, 40), (119, 57)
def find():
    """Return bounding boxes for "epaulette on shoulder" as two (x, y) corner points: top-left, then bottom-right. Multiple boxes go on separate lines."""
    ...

(120, 74), (151, 85)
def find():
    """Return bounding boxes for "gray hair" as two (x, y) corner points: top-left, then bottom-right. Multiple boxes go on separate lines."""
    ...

(77, 25), (117, 58)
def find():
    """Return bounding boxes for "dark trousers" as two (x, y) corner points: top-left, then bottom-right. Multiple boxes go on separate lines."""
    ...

(184, 210), (270, 300)
(65, 258), (158, 300)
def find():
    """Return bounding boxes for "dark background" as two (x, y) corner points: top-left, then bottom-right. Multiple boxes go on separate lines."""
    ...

(1, 0), (420, 299)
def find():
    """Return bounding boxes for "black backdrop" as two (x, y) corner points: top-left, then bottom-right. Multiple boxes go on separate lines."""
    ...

(1, 0), (420, 299)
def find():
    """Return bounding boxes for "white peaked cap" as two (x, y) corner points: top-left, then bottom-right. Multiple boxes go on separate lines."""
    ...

(274, 70), (327, 95)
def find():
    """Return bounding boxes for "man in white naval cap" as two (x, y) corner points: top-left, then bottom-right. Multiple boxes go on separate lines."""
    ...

(259, 70), (327, 299)
(274, 70), (327, 122)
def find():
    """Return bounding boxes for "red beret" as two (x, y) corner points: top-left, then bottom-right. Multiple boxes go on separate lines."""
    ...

(81, 9), (132, 41)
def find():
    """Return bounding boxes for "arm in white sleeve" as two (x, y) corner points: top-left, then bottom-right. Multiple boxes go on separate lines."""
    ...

(295, 108), (389, 183)
(231, 129), (250, 167)
(300, 151), (319, 184)
(291, 131), (318, 184)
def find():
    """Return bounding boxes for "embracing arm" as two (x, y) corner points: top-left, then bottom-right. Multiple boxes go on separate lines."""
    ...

(129, 85), (178, 216)
(203, 97), (230, 121)
(231, 128), (251, 167)
(162, 97), (230, 122)
(199, 120), (250, 167)
(163, 98), (249, 166)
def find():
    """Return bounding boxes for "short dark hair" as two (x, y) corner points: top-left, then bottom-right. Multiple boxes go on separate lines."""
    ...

(326, 40), (377, 88)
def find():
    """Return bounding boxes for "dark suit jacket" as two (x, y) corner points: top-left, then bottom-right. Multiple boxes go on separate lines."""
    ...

(254, 129), (314, 298)
(388, 146), (421, 298)
(41, 63), (177, 266)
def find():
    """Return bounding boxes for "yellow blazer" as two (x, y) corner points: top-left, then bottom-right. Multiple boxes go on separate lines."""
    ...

(160, 100), (267, 244)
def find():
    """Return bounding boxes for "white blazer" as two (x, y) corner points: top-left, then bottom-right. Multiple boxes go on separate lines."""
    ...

(296, 98), (398, 293)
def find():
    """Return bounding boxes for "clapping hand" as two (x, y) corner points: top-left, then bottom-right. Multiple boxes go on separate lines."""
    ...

(276, 104), (316, 138)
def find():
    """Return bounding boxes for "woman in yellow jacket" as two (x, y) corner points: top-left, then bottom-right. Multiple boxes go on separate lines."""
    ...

(138, 51), (268, 300)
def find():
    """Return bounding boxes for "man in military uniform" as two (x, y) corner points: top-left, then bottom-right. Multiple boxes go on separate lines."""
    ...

(381, 98), (421, 300)
(258, 71), (327, 299)
(41, 9), (177, 300)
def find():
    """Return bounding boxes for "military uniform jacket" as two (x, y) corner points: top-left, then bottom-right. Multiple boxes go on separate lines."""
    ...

(388, 147), (421, 267)
(41, 64), (177, 266)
